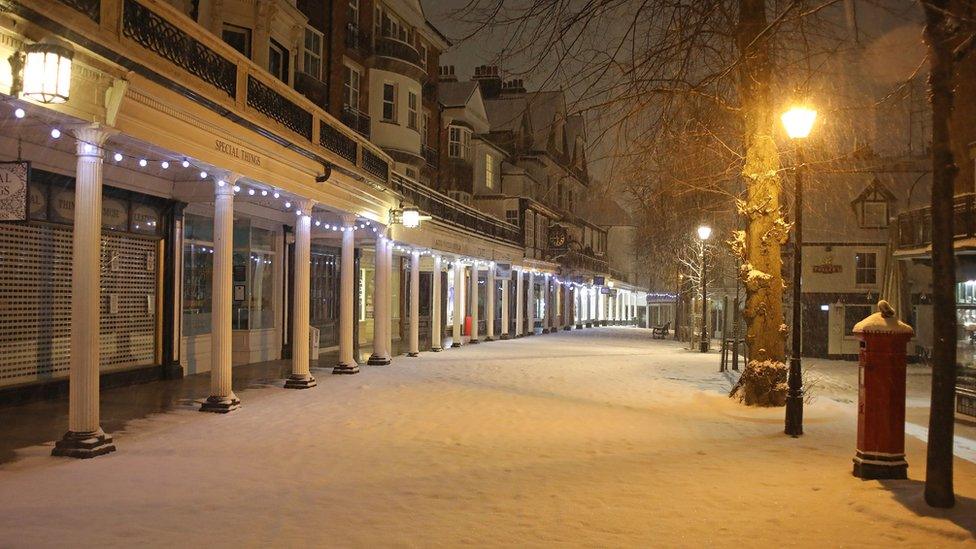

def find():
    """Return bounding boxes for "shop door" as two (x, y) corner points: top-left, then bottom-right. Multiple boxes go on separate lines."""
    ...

(802, 302), (829, 358)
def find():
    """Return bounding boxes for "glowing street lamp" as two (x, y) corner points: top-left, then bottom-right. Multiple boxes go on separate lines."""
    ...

(697, 225), (711, 353)
(20, 41), (74, 104)
(782, 104), (817, 438)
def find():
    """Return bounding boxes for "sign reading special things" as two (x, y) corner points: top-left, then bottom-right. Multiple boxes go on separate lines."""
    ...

(0, 161), (29, 221)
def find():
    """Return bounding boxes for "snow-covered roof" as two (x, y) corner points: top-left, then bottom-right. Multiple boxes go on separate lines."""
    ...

(438, 81), (479, 108)
(579, 196), (634, 227)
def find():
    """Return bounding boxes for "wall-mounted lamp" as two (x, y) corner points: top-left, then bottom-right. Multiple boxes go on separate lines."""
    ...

(12, 40), (74, 104)
(390, 205), (431, 229)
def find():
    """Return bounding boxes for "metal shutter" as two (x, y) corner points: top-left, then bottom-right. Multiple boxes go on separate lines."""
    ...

(0, 223), (158, 387)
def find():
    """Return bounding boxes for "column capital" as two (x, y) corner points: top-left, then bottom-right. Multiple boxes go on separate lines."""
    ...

(340, 213), (358, 226)
(214, 179), (235, 197)
(296, 198), (316, 212)
(71, 124), (117, 157)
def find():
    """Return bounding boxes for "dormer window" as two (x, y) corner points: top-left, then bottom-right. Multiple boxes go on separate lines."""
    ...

(448, 125), (471, 160)
(852, 177), (895, 229)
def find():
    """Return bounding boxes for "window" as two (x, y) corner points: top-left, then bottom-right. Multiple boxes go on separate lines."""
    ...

(485, 153), (495, 189)
(268, 39), (289, 83)
(855, 252), (877, 285)
(382, 82), (397, 122)
(222, 24), (252, 58)
(344, 64), (361, 109)
(421, 112), (430, 146)
(347, 0), (359, 28)
(302, 26), (323, 80)
(448, 126), (471, 159)
(183, 213), (215, 337)
(407, 91), (418, 130)
(505, 209), (519, 226)
(860, 201), (888, 228)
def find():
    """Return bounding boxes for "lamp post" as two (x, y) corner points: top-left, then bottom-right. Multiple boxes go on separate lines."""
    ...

(697, 225), (711, 353)
(781, 105), (817, 437)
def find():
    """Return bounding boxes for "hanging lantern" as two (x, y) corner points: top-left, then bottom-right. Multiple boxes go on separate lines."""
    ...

(20, 41), (73, 104)
(401, 207), (421, 228)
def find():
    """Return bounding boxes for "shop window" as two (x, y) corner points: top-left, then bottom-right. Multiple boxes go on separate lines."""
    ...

(844, 305), (873, 335)
(183, 213), (215, 337)
(311, 245), (340, 346)
(222, 24), (252, 58)
(382, 82), (397, 122)
(855, 252), (877, 285)
(407, 91), (419, 130)
(268, 39), (290, 83)
(131, 204), (161, 235)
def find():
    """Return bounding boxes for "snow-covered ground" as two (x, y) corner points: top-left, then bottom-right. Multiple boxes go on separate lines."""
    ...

(2, 328), (976, 547)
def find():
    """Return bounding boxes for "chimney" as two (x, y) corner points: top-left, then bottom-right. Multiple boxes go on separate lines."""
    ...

(472, 64), (502, 99)
(439, 65), (457, 83)
(501, 78), (526, 95)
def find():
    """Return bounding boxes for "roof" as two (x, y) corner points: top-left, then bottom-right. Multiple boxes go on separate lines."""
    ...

(579, 196), (635, 227)
(484, 91), (566, 151)
(438, 81), (479, 108)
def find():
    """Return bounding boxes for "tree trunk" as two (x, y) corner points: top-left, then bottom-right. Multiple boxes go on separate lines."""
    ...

(922, 0), (957, 509)
(729, 0), (788, 406)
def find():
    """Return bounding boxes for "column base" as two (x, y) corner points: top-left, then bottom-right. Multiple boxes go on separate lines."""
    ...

(500, 333), (510, 340)
(541, 328), (551, 334)
(199, 394), (241, 413)
(431, 347), (444, 352)
(585, 322), (593, 328)
(407, 352), (420, 357)
(563, 326), (571, 331)
(51, 429), (116, 459)
(332, 363), (360, 375)
(601, 320), (608, 326)
(367, 355), (392, 366)
(451, 342), (462, 348)
(469, 339), (480, 344)
(853, 451), (908, 480)
(524, 332), (534, 337)
(575, 324), (583, 329)
(284, 374), (317, 389)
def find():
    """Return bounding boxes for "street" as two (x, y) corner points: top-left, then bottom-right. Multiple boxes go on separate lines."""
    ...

(1, 328), (975, 547)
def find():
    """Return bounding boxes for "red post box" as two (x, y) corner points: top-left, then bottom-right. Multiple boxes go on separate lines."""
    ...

(852, 300), (914, 480)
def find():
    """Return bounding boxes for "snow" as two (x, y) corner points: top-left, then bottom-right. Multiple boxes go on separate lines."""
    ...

(854, 312), (915, 335)
(2, 328), (976, 547)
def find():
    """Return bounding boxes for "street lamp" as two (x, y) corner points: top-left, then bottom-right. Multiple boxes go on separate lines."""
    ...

(697, 225), (711, 353)
(781, 105), (817, 437)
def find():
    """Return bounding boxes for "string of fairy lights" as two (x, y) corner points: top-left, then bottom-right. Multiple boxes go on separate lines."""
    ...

(10, 105), (635, 291)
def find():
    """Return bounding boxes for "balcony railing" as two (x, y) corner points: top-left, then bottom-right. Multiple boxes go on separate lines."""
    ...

(374, 36), (422, 67)
(345, 24), (370, 54)
(422, 145), (438, 169)
(556, 248), (610, 274)
(390, 173), (521, 246)
(47, 0), (391, 188)
(340, 106), (371, 139)
(896, 193), (976, 250)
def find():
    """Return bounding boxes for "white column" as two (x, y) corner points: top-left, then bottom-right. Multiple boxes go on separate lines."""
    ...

(515, 268), (524, 337)
(407, 250), (420, 356)
(541, 275), (550, 334)
(368, 234), (391, 365)
(575, 286), (583, 328)
(562, 284), (570, 330)
(199, 175), (242, 412)
(592, 288), (599, 326)
(451, 258), (464, 347)
(333, 214), (359, 374)
(526, 271), (536, 335)
(486, 263), (496, 341)
(617, 292), (624, 324)
(469, 262), (480, 343)
(431, 254), (443, 351)
(554, 281), (561, 332)
(54, 127), (117, 457)
(598, 290), (606, 326)
(285, 200), (317, 388)
(385, 239), (394, 354)
(501, 276), (510, 339)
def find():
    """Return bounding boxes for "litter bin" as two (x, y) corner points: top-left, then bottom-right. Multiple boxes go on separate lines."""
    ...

(309, 326), (320, 368)
(852, 300), (914, 480)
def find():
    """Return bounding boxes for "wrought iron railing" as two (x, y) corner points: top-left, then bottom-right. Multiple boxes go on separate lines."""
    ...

(345, 24), (370, 54)
(65, 0), (394, 187)
(123, 0), (237, 98)
(374, 36), (422, 67)
(246, 76), (313, 140)
(340, 106), (371, 138)
(390, 173), (522, 245)
(558, 248), (609, 274)
(896, 193), (976, 249)
(321, 123), (357, 164)
(422, 145), (438, 168)
(57, 0), (100, 22)
(362, 149), (389, 180)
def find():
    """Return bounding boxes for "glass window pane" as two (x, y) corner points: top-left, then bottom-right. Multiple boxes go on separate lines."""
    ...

(183, 243), (214, 336)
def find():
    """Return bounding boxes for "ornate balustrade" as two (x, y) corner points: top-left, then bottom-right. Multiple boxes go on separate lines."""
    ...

(43, 0), (391, 187)
(390, 173), (522, 246)
(340, 106), (371, 138)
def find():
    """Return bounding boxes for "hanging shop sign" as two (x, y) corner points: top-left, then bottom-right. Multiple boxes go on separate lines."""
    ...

(600, 287), (611, 294)
(0, 161), (29, 221)
(812, 256), (843, 274)
(495, 262), (512, 279)
(593, 276), (606, 286)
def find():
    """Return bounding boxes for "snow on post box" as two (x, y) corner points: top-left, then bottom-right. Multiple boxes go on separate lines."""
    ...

(851, 300), (914, 480)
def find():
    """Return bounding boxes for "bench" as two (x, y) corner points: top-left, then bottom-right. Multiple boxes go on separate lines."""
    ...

(651, 322), (670, 339)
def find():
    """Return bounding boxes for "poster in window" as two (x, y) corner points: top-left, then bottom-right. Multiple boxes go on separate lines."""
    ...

(0, 161), (29, 221)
